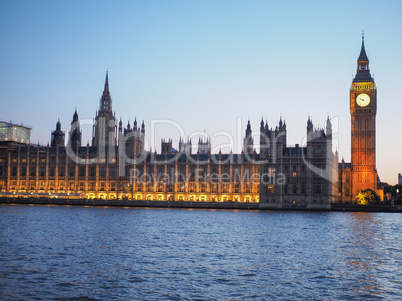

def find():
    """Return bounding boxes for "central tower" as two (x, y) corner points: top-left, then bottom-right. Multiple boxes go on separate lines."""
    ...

(92, 71), (117, 148)
(350, 36), (377, 196)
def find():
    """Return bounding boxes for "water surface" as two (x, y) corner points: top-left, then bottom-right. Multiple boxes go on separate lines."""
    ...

(0, 205), (401, 300)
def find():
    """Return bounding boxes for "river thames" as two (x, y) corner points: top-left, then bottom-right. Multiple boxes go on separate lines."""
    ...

(0, 205), (401, 300)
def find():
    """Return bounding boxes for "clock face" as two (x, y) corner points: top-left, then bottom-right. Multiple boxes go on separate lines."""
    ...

(356, 93), (370, 107)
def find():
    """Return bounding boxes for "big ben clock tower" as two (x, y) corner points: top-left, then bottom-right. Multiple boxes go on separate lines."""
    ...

(350, 35), (378, 197)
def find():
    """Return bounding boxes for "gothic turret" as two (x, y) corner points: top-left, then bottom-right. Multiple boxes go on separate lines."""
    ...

(118, 118), (123, 133)
(307, 116), (313, 134)
(99, 70), (112, 114)
(92, 71), (117, 148)
(276, 118), (287, 156)
(246, 120), (252, 135)
(51, 119), (65, 147)
(73, 109), (78, 122)
(198, 137), (211, 154)
(326, 116), (332, 138)
(179, 137), (192, 154)
(161, 138), (173, 154)
(243, 120), (254, 155)
(259, 118), (267, 158)
(141, 121), (145, 136)
(69, 109), (81, 150)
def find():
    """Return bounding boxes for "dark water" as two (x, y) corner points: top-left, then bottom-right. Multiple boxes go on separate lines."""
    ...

(0, 205), (401, 300)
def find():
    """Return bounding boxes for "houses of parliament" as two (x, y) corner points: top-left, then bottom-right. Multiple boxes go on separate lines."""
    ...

(0, 38), (381, 208)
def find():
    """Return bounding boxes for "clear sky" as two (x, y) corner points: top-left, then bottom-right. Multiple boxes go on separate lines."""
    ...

(1, 0), (402, 184)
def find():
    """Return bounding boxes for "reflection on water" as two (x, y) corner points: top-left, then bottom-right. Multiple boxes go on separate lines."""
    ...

(330, 212), (402, 299)
(0, 205), (401, 300)
(335, 213), (381, 296)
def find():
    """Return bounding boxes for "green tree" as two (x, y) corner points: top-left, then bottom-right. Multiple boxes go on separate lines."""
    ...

(356, 189), (381, 205)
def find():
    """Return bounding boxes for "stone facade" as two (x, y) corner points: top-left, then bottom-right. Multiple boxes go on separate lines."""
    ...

(0, 71), (337, 208)
(6, 46), (383, 207)
(258, 117), (337, 209)
(338, 36), (380, 203)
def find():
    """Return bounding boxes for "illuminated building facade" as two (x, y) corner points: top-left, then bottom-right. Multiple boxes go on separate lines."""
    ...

(0, 72), (340, 208)
(338, 36), (381, 203)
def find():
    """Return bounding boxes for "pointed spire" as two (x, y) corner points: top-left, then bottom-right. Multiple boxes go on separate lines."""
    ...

(358, 32), (369, 62)
(104, 70), (109, 93)
(353, 33), (373, 83)
(72, 109), (79, 124)
(307, 116), (313, 133)
(98, 70), (112, 114)
(326, 115), (332, 136)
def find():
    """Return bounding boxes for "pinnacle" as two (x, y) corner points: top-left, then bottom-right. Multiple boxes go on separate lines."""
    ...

(358, 37), (369, 62)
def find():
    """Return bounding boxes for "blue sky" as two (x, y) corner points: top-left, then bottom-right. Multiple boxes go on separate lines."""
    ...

(1, 0), (402, 184)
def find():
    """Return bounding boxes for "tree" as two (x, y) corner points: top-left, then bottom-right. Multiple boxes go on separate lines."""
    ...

(355, 189), (381, 205)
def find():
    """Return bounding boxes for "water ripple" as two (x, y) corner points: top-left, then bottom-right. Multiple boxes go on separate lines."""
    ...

(0, 205), (402, 300)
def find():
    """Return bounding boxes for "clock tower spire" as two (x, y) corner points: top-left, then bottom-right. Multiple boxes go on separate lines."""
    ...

(350, 35), (378, 198)
(353, 34), (373, 83)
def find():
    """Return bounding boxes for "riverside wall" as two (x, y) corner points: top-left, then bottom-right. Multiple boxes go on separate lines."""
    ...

(2, 197), (402, 212)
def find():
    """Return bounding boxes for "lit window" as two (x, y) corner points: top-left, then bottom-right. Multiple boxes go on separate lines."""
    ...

(293, 172), (297, 177)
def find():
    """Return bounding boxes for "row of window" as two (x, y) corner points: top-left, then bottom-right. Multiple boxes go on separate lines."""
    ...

(4, 166), (116, 178)
(3, 165), (263, 181)
(267, 184), (322, 194)
(266, 198), (325, 204)
(4, 182), (258, 194)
